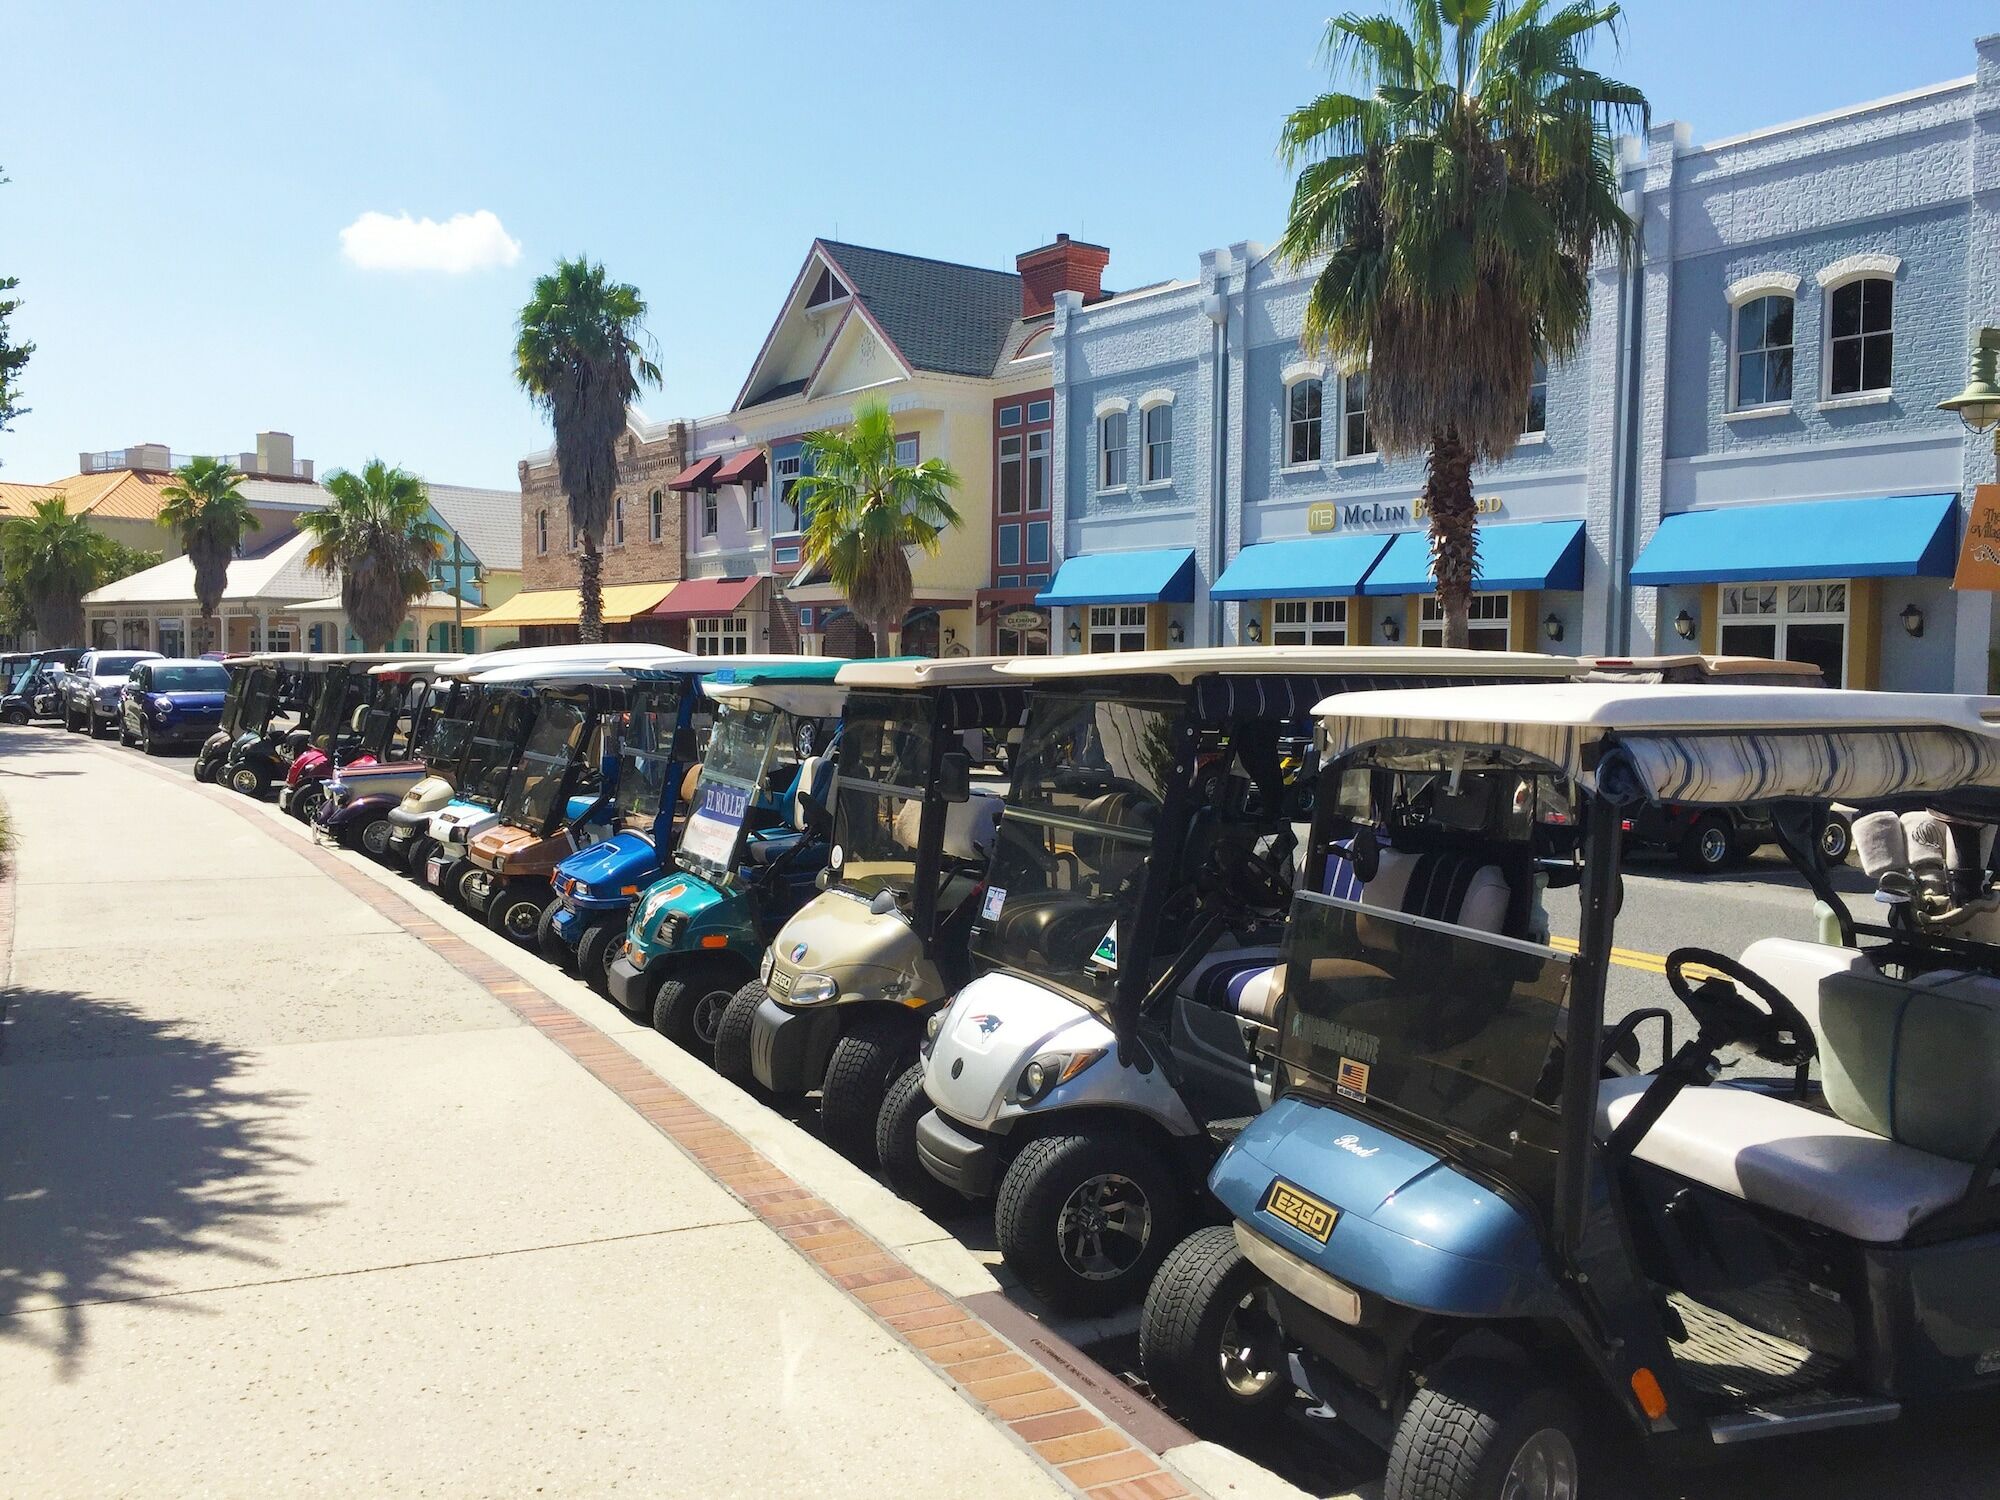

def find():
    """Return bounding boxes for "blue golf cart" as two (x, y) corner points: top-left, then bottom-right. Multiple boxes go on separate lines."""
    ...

(1139, 681), (2000, 1500)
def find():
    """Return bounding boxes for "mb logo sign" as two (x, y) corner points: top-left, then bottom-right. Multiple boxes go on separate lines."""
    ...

(1308, 495), (1504, 534)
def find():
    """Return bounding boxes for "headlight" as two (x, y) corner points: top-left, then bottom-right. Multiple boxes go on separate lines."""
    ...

(1013, 1049), (1105, 1104)
(925, 1010), (944, 1042)
(788, 973), (838, 1005)
(759, 948), (775, 985)
(491, 854), (507, 875)
(154, 703), (174, 722)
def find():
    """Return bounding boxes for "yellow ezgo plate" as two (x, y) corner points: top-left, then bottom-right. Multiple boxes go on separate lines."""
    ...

(1261, 1178), (1339, 1243)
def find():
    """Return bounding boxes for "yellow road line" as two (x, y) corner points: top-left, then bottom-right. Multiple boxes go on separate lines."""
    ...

(1551, 935), (1718, 980)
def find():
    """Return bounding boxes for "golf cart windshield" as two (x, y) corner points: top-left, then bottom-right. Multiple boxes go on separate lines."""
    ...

(831, 691), (935, 900)
(237, 666), (279, 731)
(618, 681), (689, 822)
(460, 692), (536, 805)
(677, 701), (788, 881)
(306, 666), (365, 746)
(423, 684), (479, 769)
(358, 677), (424, 760)
(501, 695), (591, 830)
(973, 691), (1173, 1004)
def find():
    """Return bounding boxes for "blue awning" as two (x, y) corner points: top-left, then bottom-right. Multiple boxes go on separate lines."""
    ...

(1036, 547), (1196, 607)
(1629, 493), (1959, 586)
(1209, 534), (1392, 601)
(1358, 519), (1587, 596)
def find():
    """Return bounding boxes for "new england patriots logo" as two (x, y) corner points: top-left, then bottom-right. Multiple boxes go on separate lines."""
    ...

(969, 1013), (1004, 1037)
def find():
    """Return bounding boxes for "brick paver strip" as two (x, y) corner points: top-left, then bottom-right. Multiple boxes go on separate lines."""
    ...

(99, 745), (1201, 1500)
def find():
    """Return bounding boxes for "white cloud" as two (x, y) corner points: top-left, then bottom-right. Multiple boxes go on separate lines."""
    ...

(338, 209), (522, 273)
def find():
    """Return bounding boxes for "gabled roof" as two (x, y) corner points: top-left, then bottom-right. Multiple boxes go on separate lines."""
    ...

(82, 529), (330, 608)
(990, 314), (1055, 378)
(426, 482), (523, 573)
(29, 469), (176, 521)
(0, 482), (64, 518)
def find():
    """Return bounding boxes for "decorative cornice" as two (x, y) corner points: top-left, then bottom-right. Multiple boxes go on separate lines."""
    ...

(1725, 271), (1802, 306)
(1816, 252), (1902, 289)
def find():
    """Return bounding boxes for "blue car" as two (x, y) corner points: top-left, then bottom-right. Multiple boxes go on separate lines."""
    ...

(120, 657), (232, 754)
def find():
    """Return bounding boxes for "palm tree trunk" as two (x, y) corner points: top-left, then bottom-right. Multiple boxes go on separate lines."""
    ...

(1423, 430), (1479, 650)
(577, 538), (604, 644)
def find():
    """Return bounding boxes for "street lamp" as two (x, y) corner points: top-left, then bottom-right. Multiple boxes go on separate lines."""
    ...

(428, 527), (482, 653)
(1940, 327), (2000, 458)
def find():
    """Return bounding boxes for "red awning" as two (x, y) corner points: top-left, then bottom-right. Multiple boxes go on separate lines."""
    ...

(650, 576), (762, 619)
(710, 449), (767, 487)
(666, 456), (722, 492)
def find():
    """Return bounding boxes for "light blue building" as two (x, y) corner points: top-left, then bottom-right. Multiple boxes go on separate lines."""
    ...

(1041, 32), (2000, 691)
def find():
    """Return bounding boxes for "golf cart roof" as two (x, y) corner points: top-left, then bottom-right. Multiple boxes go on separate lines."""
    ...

(1316, 683), (2000, 808)
(434, 642), (688, 680)
(367, 656), (466, 677)
(612, 653), (821, 682)
(996, 645), (1582, 686)
(1583, 654), (1825, 684)
(701, 658), (851, 719)
(836, 656), (1016, 690)
(468, 661), (632, 689)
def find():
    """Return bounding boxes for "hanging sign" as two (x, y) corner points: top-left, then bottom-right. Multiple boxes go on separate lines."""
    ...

(1954, 485), (2000, 591)
(999, 609), (1045, 632)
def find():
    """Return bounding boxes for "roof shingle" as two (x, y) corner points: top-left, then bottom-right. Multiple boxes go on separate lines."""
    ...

(817, 241), (1024, 380)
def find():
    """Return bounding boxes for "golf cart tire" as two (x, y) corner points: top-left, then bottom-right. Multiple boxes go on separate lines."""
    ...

(1821, 812), (1853, 864)
(2, 706), (26, 725)
(353, 817), (395, 862)
(293, 785), (325, 824)
(575, 921), (621, 996)
(451, 862), (485, 913)
(535, 903), (573, 966)
(487, 885), (547, 947)
(876, 1062), (961, 1214)
(995, 1128), (1189, 1316)
(819, 1012), (916, 1167)
(711, 983), (763, 1082)
(1384, 1357), (1583, 1500)
(403, 835), (435, 878)
(1139, 1225), (1291, 1439)
(229, 765), (269, 798)
(1676, 813), (1734, 873)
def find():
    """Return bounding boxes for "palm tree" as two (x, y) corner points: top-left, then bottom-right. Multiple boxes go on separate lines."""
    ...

(158, 456), (260, 653)
(796, 399), (963, 658)
(0, 498), (103, 643)
(297, 460), (445, 651)
(514, 258), (660, 643)
(1279, 0), (1644, 645)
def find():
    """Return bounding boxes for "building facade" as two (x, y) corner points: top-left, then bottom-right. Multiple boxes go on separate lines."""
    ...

(1041, 32), (2000, 690)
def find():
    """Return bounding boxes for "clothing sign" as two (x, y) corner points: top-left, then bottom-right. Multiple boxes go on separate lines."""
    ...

(1953, 485), (2000, 591)
(680, 779), (749, 867)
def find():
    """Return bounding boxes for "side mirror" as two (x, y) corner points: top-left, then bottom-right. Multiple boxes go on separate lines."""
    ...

(815, 867), (831, 892)
(671, 724), (699, 761)
(938, 750), (972, 804)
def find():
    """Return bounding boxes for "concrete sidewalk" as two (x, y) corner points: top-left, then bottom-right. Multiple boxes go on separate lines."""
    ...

(0, 730), (1114, 1498)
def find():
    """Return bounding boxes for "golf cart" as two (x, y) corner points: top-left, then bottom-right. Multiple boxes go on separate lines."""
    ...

(912, 647), (1582, 1313)
(216, 653), (314, 795)
(313, 665), (470, 857)
(456, 672), (628, 943)
(276, 653), (438, 820)
(546, 655), (815, 989)
(605, 661), (845, 1053)
(1138, 681), (2000, 1500)
(2, 650), (83, 725)
(726, 657), (1023, 1165)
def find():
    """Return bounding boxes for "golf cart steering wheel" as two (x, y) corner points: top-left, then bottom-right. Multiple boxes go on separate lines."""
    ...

(1200, 829), (1295, 917)
(1664, 949), (1816, 1068)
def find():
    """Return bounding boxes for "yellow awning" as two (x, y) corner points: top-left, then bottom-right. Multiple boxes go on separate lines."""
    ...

(463, 582), (676, 629)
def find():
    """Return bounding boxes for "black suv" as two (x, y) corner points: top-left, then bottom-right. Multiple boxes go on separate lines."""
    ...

(63, 649), (162, 737)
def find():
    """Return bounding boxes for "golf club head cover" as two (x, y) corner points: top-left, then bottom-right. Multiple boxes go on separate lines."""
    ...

(1853, 810), (1906, 880)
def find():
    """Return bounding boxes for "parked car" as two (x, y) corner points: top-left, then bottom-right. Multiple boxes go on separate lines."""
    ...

(119, 658), (233, 754)
(62, 649), (162, 737)
(0, 649), (84, 724)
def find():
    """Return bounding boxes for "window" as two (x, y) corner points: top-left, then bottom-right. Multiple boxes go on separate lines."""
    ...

(999, 405), (1022, 429)
(997, 575), (1019, 589)
(1420, 593), (1510, 651)
(895, 433), (919, 466)
(748, 484), (761, 532)
(998, 524), (1021, 568)
(1287, 379), (1323, 465)
(121, 618), (148, 649)
(1026, 430), (1050, 510)
(1341, 370), (1375, 458)
(1828, 278), (1892, 396)
(1734, 296), (1795, 408)
(1027, 399), (1052, 424)
(266, 626), (294, 652)
(1270, 599), (1346, 646)
(536, 508), (549, 555)
(1523, 352), (1549, 434)
(611, 496), (625, 547)
(156, 619), (185, 658)
(1087, 605), (1148, 653)
(805, 265), (848, 309)
(692, 616), (750, 656)
(649, 489), (664, 543)
(568, 519), (580, 552)
(998, 435), (1023, 513)
(1026, 521), (1049, 565)
(775, 544), (800, 566)
(701, 490), (719, 537)
(774, 452), (802, 532)
(1098, 411), (1127, 489)
(1719, 582), (1847, 686)
(1143, 404), (1173, 483)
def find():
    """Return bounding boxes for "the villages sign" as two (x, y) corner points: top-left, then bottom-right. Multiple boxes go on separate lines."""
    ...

(1307, 494), (1504, 534)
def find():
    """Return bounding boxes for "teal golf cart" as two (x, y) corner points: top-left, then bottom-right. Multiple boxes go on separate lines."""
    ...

(605, 660), (846, 1052)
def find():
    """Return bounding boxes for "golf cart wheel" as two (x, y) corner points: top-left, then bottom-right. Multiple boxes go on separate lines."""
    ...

(2, 705), (26, 725)
(535, 903), (573, 966)
(451, 862), (485, 912)
(228, 765), (268, 798)
(1676, 814), (1734, 873)
(293, 784), (325, 824)
(659, 968), (746, 1057)
(575, 921), (622, 996)
(1139, 1225), (1291, 1438)
(487, 885), (548, 946)
(711, 982), (763, 1081)
(996, 1130), (1188, 1315)
(403, 835), (435, 878)
(353, 817), (396, 862)
(1820, 813), (1853, 864)
(820, 1012), (917, 1167)
(192, 757), (216, 782)
(1385, 1358), (1583, 1500)
(876, 1062), (961, 1215)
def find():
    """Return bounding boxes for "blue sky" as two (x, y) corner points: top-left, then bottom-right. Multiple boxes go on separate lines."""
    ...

(4, 0), (1994, 491)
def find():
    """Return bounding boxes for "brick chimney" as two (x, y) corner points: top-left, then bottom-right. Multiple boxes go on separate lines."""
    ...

(1016, 234), (1110, 318)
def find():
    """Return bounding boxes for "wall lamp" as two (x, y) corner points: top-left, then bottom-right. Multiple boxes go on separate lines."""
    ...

(943, 626), (956, 647)
(1901, 603), (1925, 638)
(1380, 615), (1401, 644)
(1673, 609), (1697, 641)
(1543, 613), (1564, 643)
(1245, 615), (1263, 644)
(1067, 619), (1082, 647)
(1168, 619), (1185, 646)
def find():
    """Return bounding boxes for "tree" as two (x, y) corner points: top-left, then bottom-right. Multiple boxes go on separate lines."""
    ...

(158, 456), (260, 653)
(0, 498), (152, 644)
(298, 459), (445, 651)
(1278, 0), (1643, 645)
(796, 399), (963, 658)
(0, 165), (33, 462)
(514, 258), (660, 643)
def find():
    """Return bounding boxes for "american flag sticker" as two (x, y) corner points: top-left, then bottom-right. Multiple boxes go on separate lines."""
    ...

(1336, 1057), (1371, 1102)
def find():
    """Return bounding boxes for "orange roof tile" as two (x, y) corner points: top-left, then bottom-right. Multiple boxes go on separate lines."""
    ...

(34, 469), (176, 521)
(0, 481), (64, 518)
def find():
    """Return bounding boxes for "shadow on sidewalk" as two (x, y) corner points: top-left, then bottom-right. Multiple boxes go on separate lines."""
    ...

(0, 986), (316, 1380)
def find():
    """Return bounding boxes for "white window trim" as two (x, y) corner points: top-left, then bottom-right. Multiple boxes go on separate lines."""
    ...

(1337, 369), (1376, 462)
(1513, 431), (1549, 446)
(1092, 395), (1130, 420)
(1284, 376), (1326, 470)
(1280, 359), (1327, 389)
(1141, 402), (1173, 485)
(1332, 453), (1383, 470)
(1724, 403), (1793, 422)
(1097, 409), (1129, 494)
(1815, 253), (1901, 290)
(1725, 271), (1802, 307)
(1718, 580), (1849, 687)
(1137, 388), (1175, 411)
(1817, 390), (1895, 412)
(1727, 292), (1797, 413)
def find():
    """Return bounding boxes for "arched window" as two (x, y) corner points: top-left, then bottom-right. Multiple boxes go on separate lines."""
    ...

(1826, 276), (1893, 397)
(1733, 296), (1795, 408)
(1287, 378), (1323, 466)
